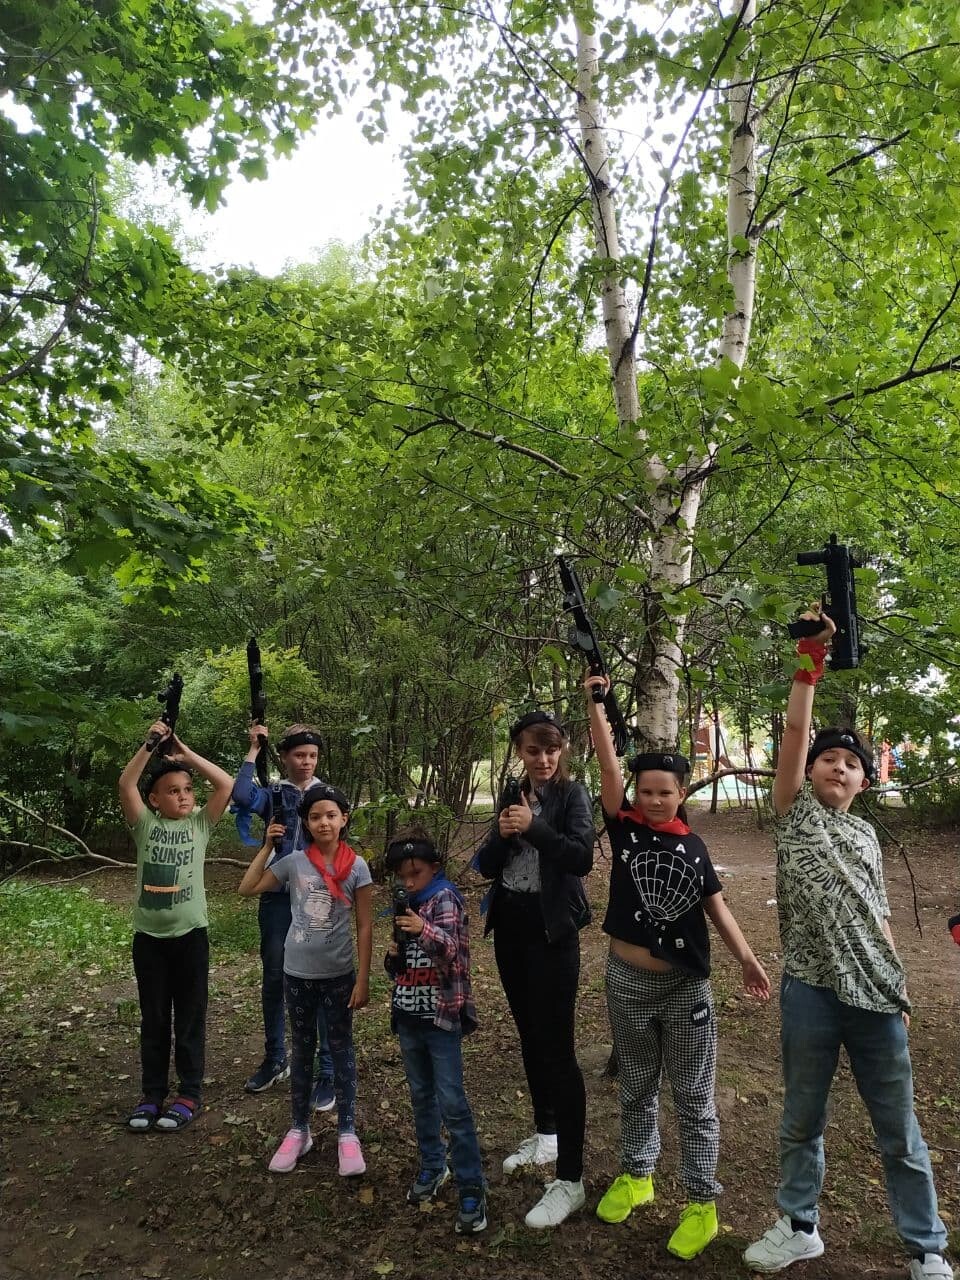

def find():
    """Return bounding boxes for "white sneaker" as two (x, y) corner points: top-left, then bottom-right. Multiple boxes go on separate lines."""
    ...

(744, 1216), (824, 1271)
(524, 1178), (586, 1229)
(503, 1132), (558, 1174)
(909, 1256), (954, 1280)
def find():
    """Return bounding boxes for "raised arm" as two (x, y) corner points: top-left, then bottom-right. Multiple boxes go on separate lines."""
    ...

(118, 721), (169, 825)
(232, 724), (271, 815)
(238, 827), (284, 896)
(584, 673), (626, 817)
(171, 737), (235, 823)
(773, 607), (835, 816)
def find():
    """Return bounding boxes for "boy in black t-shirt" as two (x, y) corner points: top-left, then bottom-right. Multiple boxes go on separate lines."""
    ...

(585, 676), (770, 1260)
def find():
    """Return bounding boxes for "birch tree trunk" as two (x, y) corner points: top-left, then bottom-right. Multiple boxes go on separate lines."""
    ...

(577, 0), (759, 750)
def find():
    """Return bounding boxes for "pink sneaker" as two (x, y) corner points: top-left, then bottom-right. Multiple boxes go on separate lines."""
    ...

(338, 1134), (366, 1176)
(268, 1128), (313, 1173)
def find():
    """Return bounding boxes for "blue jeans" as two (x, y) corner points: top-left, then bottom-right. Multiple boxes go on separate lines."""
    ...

(259, 893), (332, 1079)
(397, 1020), (483, 1189)
(778, 974), (946, 1256)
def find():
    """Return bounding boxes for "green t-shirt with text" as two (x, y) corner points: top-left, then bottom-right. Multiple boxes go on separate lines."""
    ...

(130, 808), (212, 938)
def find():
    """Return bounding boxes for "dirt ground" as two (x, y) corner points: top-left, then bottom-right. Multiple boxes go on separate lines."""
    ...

(1, 808), (959, 1280)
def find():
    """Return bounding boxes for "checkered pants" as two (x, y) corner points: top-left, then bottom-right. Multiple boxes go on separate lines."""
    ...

(605, 951), (722, 1200)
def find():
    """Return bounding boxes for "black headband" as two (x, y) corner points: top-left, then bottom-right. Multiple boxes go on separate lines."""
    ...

(807, 730), (875, 782)
(627, 751), (690, 779)
(279, 731), (322, 752)
(385, 838), (440, 869)
(299, 783), (350, 818)
(148, 760), (194, 786)
(509, 710), (566, 740)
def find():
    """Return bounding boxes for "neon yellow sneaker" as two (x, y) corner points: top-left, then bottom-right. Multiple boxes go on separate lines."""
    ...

(596, 1173), (654, 1223)
(667, 1201), (718, 1259)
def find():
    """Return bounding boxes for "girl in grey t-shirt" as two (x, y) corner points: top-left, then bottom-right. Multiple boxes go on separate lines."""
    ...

(240, 783), (372, 1178)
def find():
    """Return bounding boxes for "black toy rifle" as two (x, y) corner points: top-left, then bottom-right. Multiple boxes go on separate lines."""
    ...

(557, 556), (630, 755)
(247, 636), (269, 786)
(145, 672), (184, 754)
(269, 783), (290, 851)
(787, 534), (863, 670)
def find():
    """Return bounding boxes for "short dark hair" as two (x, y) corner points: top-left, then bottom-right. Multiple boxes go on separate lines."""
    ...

(385, 825), (441, 870)
(299, 783), (350, 820)
(147, 760), (193, 791)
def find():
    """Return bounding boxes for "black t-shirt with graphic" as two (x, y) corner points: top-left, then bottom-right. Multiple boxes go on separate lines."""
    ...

(603, 807), (722, 978)
(391, 935), (441, 1025)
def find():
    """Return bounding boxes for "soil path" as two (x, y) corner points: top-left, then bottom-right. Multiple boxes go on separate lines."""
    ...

(1, 808), (958, 1280)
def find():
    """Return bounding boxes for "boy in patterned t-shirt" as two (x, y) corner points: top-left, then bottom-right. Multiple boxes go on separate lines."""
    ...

(118, 721), (234, 1133)
(744, 607), (952, 1280)
(384, 832), (485, 1237)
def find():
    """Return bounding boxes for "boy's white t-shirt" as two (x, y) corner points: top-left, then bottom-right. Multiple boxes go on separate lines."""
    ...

(775, 783), (907, 1014)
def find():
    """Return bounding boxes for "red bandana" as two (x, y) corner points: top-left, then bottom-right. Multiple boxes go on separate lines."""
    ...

(617, 806), (690, 836)
(303, 840), (357, 904)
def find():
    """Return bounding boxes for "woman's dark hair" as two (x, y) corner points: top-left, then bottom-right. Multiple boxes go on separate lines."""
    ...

(512, 719), (571, 783)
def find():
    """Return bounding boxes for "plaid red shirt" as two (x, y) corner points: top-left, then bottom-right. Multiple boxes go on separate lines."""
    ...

(387, 886), (478, 1034)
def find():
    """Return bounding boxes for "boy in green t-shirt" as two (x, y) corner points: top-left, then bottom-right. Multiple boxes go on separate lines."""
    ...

(119, 721), (233, 1132)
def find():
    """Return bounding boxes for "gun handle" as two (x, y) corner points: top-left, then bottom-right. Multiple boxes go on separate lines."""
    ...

(144, 731), (162, 752)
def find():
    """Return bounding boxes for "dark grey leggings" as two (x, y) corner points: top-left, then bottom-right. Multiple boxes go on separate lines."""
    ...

(284, 970), (356, 1134)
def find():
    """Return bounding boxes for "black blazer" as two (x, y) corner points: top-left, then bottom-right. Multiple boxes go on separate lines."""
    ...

(476, 776), (595, 944)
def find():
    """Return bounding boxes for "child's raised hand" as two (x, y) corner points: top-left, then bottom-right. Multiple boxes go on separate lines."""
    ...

(248, 722), (268, 746)
(146, 720), (170, 743)
(348, 976), (369, 1009)
(583, 672), (610, 696)
(798, 602), (836, 644)
(742, 956), (771, 1000)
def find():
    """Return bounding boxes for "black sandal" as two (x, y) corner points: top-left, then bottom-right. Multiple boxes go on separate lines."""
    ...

(156, 1097), (198, 1131)
(127, 1099), (162, 1132)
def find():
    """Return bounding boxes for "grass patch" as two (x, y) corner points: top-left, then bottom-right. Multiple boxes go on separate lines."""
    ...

(207, 894), (259, 956)
(0, 881), (131, 976)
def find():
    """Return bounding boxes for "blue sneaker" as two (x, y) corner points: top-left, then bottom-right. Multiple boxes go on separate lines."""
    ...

(455, 1185), (487, 1235)
(244, 1059), (289, 1093)
(311, 1077), (336, 1112)
(407, 1166), (450, 1204)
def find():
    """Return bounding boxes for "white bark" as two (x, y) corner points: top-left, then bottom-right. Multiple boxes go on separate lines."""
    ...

(574, 17), (639, 431)
(634, 0), (759, 748)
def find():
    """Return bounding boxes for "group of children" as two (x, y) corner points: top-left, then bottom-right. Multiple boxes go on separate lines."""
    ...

(118, 604), (953, 1278)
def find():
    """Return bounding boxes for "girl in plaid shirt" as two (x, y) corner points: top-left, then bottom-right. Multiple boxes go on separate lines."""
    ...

(385, 831), (485, 1235)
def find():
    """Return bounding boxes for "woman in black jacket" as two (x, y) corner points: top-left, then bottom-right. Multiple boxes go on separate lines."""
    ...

(476, 710), (595, 1229)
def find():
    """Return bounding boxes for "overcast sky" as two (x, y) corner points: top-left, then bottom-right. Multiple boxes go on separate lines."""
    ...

(182, 112), (410, 276)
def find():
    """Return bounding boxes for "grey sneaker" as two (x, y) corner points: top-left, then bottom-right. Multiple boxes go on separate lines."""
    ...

(245, 1058), (289, 1093)
(455, 1185), (487, 1235)
(407, 1166), (451, 1204)
(744, 1216), (825, 1272)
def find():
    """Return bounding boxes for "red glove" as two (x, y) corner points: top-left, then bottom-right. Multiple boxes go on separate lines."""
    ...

(949, 914), (960, 947)
(793, 638), (827, 686)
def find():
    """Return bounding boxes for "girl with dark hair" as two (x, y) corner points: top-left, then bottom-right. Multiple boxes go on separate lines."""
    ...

(475, 710), (594, 1229)
(239, 783), (372, 1177)
(585, 675), (769, 1260)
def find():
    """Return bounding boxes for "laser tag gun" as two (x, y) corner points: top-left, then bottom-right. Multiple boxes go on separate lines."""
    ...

(247, 636), (269, 786)
(787, 534), (863, 670)
(392, 882), (410, 967)
(145, 672), (184, 755)
(557, 556), (630, 754)
(269, 783), (292, 852)
(500, 776), (523, 810)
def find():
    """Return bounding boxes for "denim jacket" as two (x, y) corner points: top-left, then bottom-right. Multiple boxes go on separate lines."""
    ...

(476, 776), (595, 943)
(231, 761), (323, 893)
